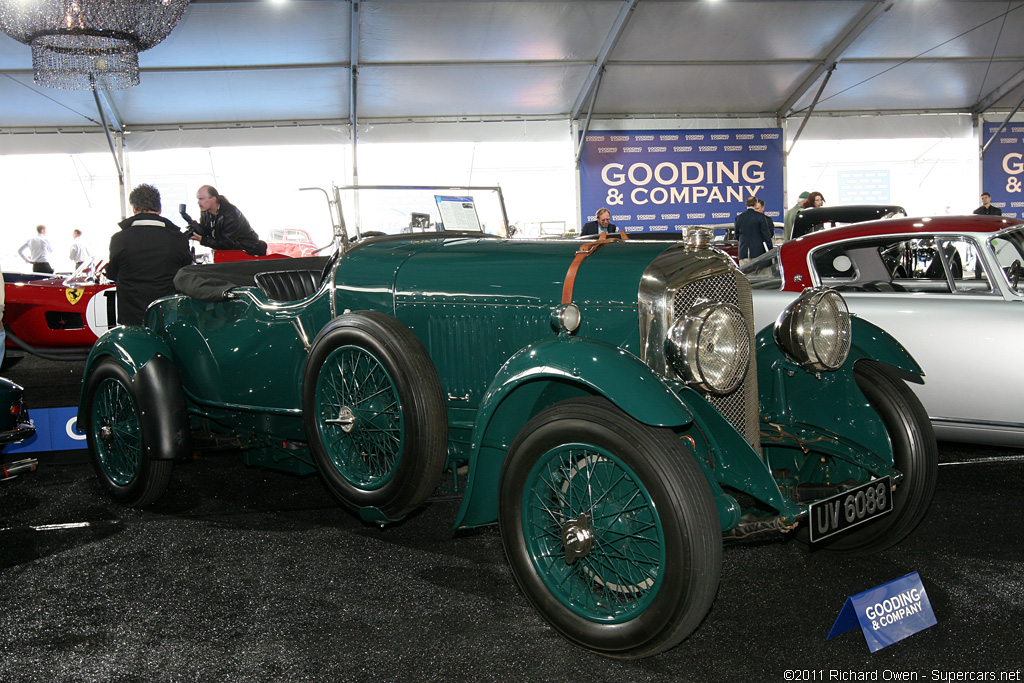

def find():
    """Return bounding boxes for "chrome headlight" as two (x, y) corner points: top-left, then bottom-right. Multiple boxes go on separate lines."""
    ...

(666, 302), (749, 394)
(774, 287), (852, 372)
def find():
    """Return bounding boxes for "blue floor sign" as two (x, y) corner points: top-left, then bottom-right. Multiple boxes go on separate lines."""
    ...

(4, 407), (87, 454)
(828, 571), (937, 652)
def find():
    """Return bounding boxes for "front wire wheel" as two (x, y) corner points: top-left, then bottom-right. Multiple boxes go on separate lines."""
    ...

(83, 359), (172, 507)
(499, 397), (721, 658)
(527, 449), (663, 620)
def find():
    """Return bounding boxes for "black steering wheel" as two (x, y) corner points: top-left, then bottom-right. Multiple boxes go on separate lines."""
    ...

(1008, 259), (1021, 289)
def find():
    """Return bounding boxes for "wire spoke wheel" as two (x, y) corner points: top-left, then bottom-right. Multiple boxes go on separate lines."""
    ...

(500, 397), (721, 658)
(303, 311), (447, 520)
(316, 344), (403, 489)
(810, 361), (938, 555)
(525, 447), (663, 622)
(92, 376), (143, 487)
(82, 358), (173, 507)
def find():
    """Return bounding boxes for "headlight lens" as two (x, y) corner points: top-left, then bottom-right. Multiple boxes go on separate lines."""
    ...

(774, 287), (852, 372)
(666, 302), (749, 394)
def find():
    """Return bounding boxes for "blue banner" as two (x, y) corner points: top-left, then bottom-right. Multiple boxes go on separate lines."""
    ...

(579, 128), (784, 233)
(3, 406), (86, 454)
(981, 122), (1024, 218)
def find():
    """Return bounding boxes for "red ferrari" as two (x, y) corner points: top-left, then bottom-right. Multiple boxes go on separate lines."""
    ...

(3, 265), (115, 362)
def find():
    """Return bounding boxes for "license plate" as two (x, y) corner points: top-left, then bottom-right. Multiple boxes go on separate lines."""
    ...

(808, 476), (893, 543)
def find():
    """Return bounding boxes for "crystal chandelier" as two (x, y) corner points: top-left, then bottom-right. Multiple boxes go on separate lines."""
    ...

(0, 0), (190, 90)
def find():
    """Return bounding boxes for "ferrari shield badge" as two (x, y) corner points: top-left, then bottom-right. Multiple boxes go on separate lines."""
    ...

(65, 288), (85, 305)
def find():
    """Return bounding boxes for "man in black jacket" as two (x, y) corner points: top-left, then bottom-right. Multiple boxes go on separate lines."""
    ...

(973, 192), (1002, 216)
(580, 208), (617, 236)
(107, 184), (193, 326)
(188, 185), (267, 255)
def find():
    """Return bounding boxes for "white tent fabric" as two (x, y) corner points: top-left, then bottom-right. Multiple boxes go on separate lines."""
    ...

(1, 0), (1022, 153)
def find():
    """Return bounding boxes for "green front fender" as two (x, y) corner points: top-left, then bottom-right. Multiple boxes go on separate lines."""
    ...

(755, 314), (924, 478)
(453, 335), (698, 529)
(77, 326), (175, 427)
(847, 315), (924, 379)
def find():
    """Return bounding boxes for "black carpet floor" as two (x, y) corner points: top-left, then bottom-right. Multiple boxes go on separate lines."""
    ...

(1, 357), (1022, 682)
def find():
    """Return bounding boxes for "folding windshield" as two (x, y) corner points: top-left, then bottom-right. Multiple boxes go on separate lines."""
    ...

(333, 185), (509, 240)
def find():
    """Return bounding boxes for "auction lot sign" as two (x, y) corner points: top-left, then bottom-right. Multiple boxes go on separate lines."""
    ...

(982, 121), (1024, 218)
(579, 128), (784, 233)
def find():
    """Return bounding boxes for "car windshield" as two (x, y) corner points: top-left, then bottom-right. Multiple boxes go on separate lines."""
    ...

(334, 185), (509, 240)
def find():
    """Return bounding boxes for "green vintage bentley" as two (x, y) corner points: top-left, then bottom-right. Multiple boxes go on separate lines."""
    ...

(78, 186), (937, 658)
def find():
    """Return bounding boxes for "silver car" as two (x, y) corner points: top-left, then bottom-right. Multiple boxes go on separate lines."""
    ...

(743, 214), (1024, 446)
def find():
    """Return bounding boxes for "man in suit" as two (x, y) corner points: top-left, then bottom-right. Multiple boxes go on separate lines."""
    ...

(581, 208), (617, 236)
(735, 195), (774, 265)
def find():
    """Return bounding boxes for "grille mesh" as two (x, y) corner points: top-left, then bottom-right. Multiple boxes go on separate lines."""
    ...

(671, 272), (760, 453)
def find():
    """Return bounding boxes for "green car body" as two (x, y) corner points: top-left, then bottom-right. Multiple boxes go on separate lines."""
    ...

(79, 201), (937, 658)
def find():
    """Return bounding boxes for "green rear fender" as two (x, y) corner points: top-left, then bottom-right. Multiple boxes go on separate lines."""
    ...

(78, 327), (175, 427)
(454, 335), (699, 529)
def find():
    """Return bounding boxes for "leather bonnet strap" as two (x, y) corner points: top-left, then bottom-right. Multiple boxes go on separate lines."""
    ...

(561, 232), (628, 305)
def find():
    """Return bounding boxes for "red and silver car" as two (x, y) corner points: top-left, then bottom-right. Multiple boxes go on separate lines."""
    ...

(742, 214), (1024, 446)
(266, 228), (320, 258)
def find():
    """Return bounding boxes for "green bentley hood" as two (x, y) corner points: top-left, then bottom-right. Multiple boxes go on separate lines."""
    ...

(336, 236), (677, 307)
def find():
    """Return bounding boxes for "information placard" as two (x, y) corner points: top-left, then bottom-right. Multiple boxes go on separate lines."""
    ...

(435, 196), (481, 232)
(828, 571), (937, 652)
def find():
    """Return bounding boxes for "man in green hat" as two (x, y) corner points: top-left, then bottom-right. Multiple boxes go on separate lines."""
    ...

(783, 191), (810, 242)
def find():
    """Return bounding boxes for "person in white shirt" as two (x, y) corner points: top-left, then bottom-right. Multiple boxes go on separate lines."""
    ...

(18, 225), (54, 273)
(69, 229), (92, 269)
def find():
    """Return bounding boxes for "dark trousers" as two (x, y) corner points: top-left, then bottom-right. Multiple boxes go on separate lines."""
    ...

(32, 261), (54, 274)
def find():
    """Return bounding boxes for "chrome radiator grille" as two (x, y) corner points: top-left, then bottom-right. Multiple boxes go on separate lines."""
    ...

(670, 270), (761, 454)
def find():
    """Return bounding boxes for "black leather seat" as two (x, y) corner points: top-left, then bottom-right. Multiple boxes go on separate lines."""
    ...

(253, 269), (321, 302)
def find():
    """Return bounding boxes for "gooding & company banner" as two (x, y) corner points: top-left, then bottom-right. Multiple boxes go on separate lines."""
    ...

(578, 128), (784, 233)
(982, 121), (1024, 218)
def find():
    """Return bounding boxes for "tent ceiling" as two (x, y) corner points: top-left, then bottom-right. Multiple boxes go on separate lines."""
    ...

(1, 0), (1022, 138)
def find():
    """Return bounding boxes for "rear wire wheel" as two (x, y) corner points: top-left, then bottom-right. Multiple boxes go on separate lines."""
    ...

(83, 359), (172, 507)
(499, 397), (721, 658)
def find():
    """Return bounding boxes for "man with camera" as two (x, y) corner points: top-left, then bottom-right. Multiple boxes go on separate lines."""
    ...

(181, 185), (267, 256)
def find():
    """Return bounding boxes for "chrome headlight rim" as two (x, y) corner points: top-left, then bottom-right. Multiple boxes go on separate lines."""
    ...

(774, 287), (852, 373)
(551, 302), (581, 334)
(666, 301), (749, 395)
